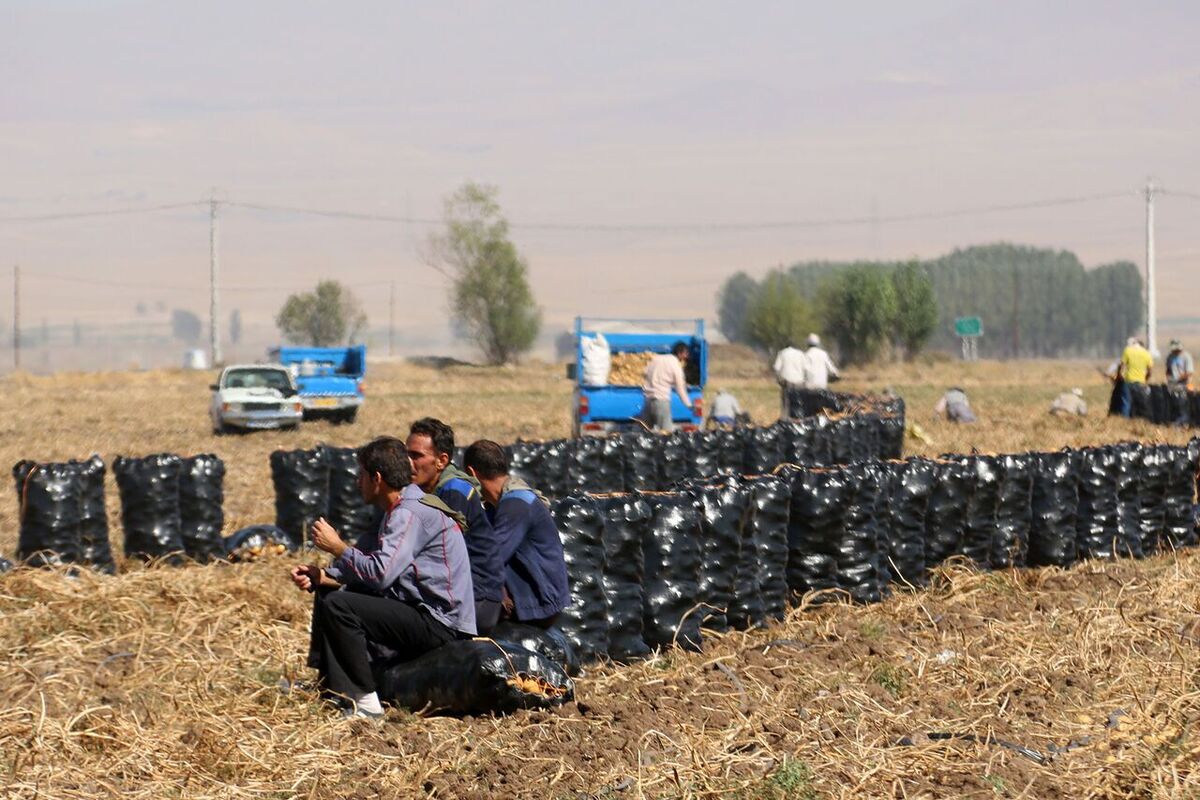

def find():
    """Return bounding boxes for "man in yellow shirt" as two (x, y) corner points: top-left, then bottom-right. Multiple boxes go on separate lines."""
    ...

(1118, 337), (1153, 418)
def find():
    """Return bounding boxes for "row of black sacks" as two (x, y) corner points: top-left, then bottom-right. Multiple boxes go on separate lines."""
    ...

(548, 440), (1200, 665)
(1127, 383), (1200, 427)
(266, 392), (904, 546)
(11, 454), (226, 571)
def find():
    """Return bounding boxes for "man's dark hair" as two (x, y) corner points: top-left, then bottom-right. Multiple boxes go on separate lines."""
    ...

(671, 341), (690, 358)
(357, 436), (413, 489)
(463, 439), (509, 480)
(409, 417), (455, 457)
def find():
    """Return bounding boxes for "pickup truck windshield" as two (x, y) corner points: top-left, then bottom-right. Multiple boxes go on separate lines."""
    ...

(223, 368), (292, 392)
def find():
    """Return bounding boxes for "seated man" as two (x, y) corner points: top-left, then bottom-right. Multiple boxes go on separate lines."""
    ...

(407, 417), (504, 635)
(289, 436), (476, 717)
(463, 439), (570, 629)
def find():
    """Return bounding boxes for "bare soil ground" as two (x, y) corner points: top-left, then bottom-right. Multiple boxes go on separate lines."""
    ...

(0, 353), (1196, 798)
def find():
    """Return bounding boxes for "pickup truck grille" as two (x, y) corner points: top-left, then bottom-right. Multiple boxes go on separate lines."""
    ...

(243, 402), (282, 412)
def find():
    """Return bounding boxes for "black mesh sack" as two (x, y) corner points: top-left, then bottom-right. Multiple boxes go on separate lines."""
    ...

(14, 460), (83, 568)
(1160, 444), (1197, 550)
(827, 418), (856, 465)
(641, 491), (704, 651)
(993, 453), (1032, 568)
(848, 414), (882, 463)
(742, 424), (784, 475)
(489, 621), (580, 677)
(806, 419), (835, 466)
(786, 467), (847, 600)
(778, 420), (814, 466)
(0, 555), (12, 574)
(1168, 389), (1190, 426)
(551, 496), (609, 663)
(597, 494), (651, 663)
(747, 475), (791, 621)
(694, 479), (751, 631)
(880, 400), (906, 460)
(178, 454), (226, 563)
(538, 439), (572, 498)
(506, 441), (543, 489)
(270, 447), (330, 548)
(1113, 444), (1146, 559)
(838, 462), (891, 604)
(1074, 447), (1121, 560)
(598, 436), (627, 493)
(715, 427), (745, 475)
(1190, 394), (1200, 429)
(325, 446), (380, 541)
(1150, 384), (1170, 425)
(114, 454), (186, 564)
(660, 431), (693, 487)
(373, 639), (573, 715)
(1027, 451), (1079, 568)
(883, 459), (934, 587)
(923, 459), (973, 570)
(224, 523), (295, 561)
(959, 456), (1002, 568)
(622, 431), (663, 492)
(74, 456), (115, 573)
(1135, 445), (1169, 556)
(690, 430), (721, 481)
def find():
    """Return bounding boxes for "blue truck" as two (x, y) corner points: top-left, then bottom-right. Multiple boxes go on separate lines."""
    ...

(268, 345), (366, 423)
(571, 317), (706, 436)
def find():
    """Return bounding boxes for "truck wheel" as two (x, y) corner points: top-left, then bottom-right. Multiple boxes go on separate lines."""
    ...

(213, 422), (228, 436)
(341, 408), (358, 424)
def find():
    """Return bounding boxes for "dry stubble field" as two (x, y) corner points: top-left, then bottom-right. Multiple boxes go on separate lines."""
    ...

(1, 349), (1198, 799)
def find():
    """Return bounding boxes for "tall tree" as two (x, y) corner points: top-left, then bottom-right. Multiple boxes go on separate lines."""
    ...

(275, 280), (367, 346)
(428, 182), (541, 365)
(817, 265), (898, 364)
(744, 271), (816, 355)
(890, 260), (938, 359)
(716, 271), (759, 344)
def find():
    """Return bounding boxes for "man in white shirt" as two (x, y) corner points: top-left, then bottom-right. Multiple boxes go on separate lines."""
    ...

(772, 342), (807, 419)
(803, 333), (839, 390)
(641, 341), (693, 432)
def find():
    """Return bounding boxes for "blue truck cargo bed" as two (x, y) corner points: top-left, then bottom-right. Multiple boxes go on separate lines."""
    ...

(572, 317), (706, 436)
(268, 345), (366, 423)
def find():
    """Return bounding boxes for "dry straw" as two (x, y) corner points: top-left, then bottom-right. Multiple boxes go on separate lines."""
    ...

(0, 356), (1196, 797)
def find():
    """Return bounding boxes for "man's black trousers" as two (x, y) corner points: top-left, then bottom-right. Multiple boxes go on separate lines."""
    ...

(307, 589), (457, 700)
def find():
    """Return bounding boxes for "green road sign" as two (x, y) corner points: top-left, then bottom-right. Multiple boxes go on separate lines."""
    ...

(954, 316), (983, 337)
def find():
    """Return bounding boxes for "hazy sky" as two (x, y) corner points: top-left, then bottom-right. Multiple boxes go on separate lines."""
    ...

(3, 1), (1199, 352)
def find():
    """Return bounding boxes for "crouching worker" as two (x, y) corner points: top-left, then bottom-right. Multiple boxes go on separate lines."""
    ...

(289, 436), (476, 718)
(463, 440), (570, 629)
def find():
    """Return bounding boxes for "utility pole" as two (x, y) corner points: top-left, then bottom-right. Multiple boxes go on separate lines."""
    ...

(12, 265), (19, 371)
(388, 280), (396, 357)
(209, 197), (222, 366)
(1145, 178), (1158, 357)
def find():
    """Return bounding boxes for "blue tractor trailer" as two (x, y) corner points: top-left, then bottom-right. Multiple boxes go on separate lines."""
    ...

(268, 345), (366, 423)
(571, 317), (706, 436)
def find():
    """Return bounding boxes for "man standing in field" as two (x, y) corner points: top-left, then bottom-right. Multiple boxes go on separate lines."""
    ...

(1118, 337), (1153, 418)
(640, 341), (693, 432)
(407, 418), (504, 635)
(772, 341), (807, 419)
(802, 333), (839, 390)
(1166, 339), (1194, 425)
(463, 440), (570, 629)
(290, 436), (476, 718)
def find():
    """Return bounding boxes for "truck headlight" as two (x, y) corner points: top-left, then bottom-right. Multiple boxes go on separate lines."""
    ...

(222, 402), (241, 413)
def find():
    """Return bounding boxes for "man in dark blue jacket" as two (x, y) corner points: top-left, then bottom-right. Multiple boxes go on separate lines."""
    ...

(463, 439), (570, 628)
(407, 417), (503, 634)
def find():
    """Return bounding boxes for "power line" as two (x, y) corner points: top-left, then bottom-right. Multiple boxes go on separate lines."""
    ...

(0, 201), (205, 223)
(1160, 188), (1200, 202)
(227, 191), (1136, 233)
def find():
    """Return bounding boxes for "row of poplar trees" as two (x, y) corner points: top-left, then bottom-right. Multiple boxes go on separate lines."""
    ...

(718, 243), (1144, 362)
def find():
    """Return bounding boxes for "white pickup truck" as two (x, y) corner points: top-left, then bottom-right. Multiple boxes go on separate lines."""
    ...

(209, 365), (304, 434)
